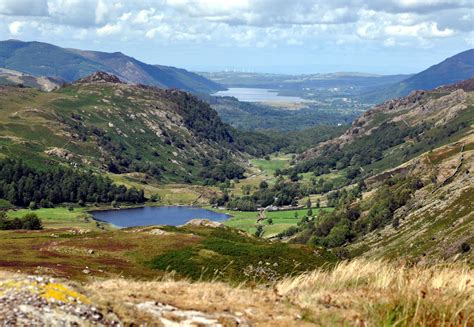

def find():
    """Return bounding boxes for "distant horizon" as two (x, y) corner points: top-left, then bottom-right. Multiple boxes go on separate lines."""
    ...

(3, 38), (472, 77)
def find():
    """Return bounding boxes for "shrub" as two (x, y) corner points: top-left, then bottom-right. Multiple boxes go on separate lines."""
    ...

(21, 213), (43, 230)
(29, 201), (38, 210)
(460, 242), (470, 253)
(255, 225), (264, 237)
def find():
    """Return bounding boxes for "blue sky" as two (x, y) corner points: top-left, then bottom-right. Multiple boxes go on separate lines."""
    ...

(0, 0), (473, 74)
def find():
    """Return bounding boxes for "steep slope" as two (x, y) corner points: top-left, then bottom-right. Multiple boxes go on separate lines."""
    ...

(364, 49), (474, 102)
(348, 132), (473, 261)
(0, 40), (223, 93)
(290, 79), (473, 262)
(0, 68), (64, 91)
(297, 79), (474, 174)
(0, 72), (249, 184)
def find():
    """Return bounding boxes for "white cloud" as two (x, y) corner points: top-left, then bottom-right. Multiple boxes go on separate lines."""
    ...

(385, 22), (454, 38)
(96, 23), (121, 36)
(8, 21), (23, 35)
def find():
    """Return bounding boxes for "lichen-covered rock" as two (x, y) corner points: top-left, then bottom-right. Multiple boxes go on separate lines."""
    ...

(182, 219), (224, 228)
(0, 274), (118, 325)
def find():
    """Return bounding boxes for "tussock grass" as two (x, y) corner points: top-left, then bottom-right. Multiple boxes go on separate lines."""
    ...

(277, 259), (474, 326)
(85, 259), (473, 325)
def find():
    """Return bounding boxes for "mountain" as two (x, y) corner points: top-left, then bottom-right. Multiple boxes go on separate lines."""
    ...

(289, 79), (473, 261)
(0, 40), (224, 93)
(0, 72), (270, 186)
(364, 49), (474, 102)
(0, 67), (64, 91)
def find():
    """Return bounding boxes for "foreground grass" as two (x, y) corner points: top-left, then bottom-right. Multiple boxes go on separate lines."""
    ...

(86, 258), (473, 326)
(278, 259), (474, 326)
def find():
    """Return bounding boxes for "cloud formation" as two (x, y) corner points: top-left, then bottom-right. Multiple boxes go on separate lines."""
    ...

(0, 0), (471, 73)
(0, 0), (471, 45)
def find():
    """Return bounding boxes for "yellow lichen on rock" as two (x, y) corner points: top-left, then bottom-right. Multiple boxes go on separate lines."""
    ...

(40, 282), (90, 304)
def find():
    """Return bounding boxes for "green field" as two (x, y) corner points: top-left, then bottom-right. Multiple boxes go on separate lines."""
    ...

(250, 154), (290, 178)
(6, 207), (108, 230)
(218, 207), (334, 238)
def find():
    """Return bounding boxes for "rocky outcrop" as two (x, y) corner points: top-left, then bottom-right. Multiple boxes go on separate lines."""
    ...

(182, 219), (224, 228)
(75, 71), (124, 84)
(0, 273), (118, 325)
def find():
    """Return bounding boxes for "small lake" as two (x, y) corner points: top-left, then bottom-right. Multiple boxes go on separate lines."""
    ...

(213, 87), (307, 103)
(91, 206), (230, 228)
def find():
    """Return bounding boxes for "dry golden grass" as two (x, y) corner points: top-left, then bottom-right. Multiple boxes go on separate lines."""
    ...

(85, 259), (473, 326)
(277, 259), (474, 326)
(87, 277), (307, 326)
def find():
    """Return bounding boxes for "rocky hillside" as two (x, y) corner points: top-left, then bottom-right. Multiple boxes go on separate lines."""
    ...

(297, 78), (474, 174)
(0, 40), (223, 94)
(0, 68), (64, 91)
(348, 132), (473, 261)
(0, 72), (259, 184)
(290, 79), (473, 262)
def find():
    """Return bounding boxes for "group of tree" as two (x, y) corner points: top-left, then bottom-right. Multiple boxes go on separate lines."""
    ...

(0, 212), (42, 230)
(0, 159), (145, 208)
(200, 160), (246, 185)
(213, 179), (302, 211)
(287, 176), (423, 248)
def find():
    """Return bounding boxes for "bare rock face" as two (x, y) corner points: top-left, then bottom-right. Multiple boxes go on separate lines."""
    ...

(75, 71), (124, 84)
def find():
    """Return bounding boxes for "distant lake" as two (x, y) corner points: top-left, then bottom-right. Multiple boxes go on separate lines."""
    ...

(213, 88), (307, 103)
(91, 206), (230, 228)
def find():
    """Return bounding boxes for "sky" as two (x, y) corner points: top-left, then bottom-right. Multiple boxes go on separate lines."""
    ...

(0, 0), (473, 75)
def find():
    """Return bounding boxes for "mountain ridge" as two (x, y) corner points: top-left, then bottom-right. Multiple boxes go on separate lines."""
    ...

(0, 40), (224, 94)
(362, 49), (474, 102)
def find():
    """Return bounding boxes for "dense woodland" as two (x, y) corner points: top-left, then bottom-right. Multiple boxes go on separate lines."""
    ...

(0, 159), (145, 208)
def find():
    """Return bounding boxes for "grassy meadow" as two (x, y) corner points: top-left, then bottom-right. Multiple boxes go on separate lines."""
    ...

(219, 207), (334, 237)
